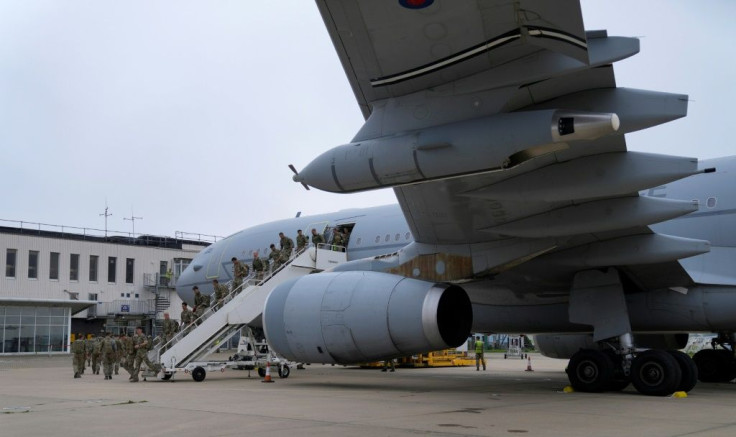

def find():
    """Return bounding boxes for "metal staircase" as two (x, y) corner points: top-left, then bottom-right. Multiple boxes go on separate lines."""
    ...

(149, 245), (347, 373)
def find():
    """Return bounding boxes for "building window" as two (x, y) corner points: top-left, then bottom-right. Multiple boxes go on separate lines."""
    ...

(6, 249), (17, 278)
(125, 258), (135, 284)
(28, 250), (39, 279)
(108, 257), (117, 283)
(49, 252), (60, 280)
(69, 254), (79, 281)
(89, 255), (98, 282)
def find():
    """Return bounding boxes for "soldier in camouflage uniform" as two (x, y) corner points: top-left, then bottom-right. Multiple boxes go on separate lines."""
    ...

(252, 251), (264, 280)
(231, 257), (248, 294)
(296, 229), (308, 252)
(162, 312), (179, 348)
(72, 333), (86, 378)
(332, 228), (345, 251)
(130, 327), (160, 382)
(279, 232), (294, 263)
(114, 333), (124, 375)
(311, 228), (325, 247)
(92, 333), (103, 375)
(193, 286), (209, 325)
(212, 279), (228, 310)
(84, 334), (93, 371)
(180, 302), (194, 336)
(100, 332), (117, 380)
(269, 244), (282, 269)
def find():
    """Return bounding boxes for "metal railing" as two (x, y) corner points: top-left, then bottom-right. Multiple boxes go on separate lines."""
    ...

(143, 272), (178, 288)
(152, 247), (309, 364)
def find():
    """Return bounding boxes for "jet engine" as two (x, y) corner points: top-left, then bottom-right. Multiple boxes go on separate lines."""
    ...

(263, 271), (472, 364)
(535, 333), (689, 359)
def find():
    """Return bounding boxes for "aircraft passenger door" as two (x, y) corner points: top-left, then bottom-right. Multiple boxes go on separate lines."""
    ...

(206, 239), (231, 279)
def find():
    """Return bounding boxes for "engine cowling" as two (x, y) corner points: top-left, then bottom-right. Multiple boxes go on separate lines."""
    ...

(263, 271), (472, 364)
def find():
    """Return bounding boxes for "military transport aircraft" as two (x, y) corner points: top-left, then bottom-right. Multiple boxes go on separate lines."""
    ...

(178, 0), (736, 396)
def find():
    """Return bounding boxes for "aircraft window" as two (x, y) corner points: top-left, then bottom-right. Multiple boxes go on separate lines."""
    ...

(385, 234), (390, 242)
(356, 237), (362, 245)
(375, 236), (380, 243)
(395, 233), (400, 241)
(405, 232), (411, 240)
(707, 197), (717, 208)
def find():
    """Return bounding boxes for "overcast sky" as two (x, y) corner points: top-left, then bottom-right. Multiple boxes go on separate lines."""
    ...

(1, 1), (733, 239)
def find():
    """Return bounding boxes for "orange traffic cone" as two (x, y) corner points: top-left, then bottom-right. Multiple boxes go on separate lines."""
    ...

(262, 362), (275, 383)
(525, 356), (534, 372)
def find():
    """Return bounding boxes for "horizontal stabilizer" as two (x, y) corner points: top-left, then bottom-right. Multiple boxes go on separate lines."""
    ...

(547, 234), (710, 267)
(484, 197), (698, 238)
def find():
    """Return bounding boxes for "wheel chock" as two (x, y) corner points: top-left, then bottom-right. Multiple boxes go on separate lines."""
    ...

(672, 391), (688, 398)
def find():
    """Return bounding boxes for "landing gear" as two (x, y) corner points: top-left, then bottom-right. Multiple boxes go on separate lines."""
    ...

(630, 350), (682, 396)
(566, 347), (696, 396)
(693, 349), (736, 382)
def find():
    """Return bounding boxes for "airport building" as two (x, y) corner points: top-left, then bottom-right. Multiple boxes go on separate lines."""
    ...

(0, 220), (213, 355)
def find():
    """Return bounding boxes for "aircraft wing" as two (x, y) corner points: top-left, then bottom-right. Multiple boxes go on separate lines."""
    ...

(313, 0), (707, 287)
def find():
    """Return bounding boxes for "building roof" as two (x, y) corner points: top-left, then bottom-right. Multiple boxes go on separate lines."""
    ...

(0, 297), (96, 315)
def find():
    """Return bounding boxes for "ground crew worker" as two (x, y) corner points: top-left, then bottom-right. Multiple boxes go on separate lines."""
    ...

(311, 228), (325, 247)
(475, 336), (486, 371)
(269, 244), (281, 269)
(114, 333), (124, 375)
(193, 286), (209, 324)
(72, 333), (86, 378)
(130, 327), (160, 382)
(279, 232), (294, 262)
(212, 279), (228, 310)
(296, 229), (308, 251)
(231, 257), (248, 293)
(180, 302), (194, 335)
(382, 358), (396, 372)
(162, 312), (179, 348)
(252, 251), (264, 280)
(101, 332), (117, 380)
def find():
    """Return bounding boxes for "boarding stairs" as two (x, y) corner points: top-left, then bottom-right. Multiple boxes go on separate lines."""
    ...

(149, 244), (347, 374)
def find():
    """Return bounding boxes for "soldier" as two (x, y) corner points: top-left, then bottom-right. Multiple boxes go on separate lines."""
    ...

(311, 228), (325, 247)
(180, 302), (194, 335)
(332, 228), (344, 251)
(84, 334), (93, 371)
(296, 229), (308, 252)
(193, 286), (209, 325)
(130, 326), (160, 382)
(114, 333), (124, 375)
(124, 331), (136, 379)
(71, 333), (86, 378)
(162, 312), (179, 348)
(212, 279), (229, 310)
(231, 257), (248, 293)
(269, 244), (282, 269)
(100, 332), (117, 380)
(91, 333), (103, 375)
(279, 232), (294, 262)
(252, 251), (264, 280)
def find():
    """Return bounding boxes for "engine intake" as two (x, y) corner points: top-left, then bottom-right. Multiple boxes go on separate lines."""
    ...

(263, 271), (472, 364)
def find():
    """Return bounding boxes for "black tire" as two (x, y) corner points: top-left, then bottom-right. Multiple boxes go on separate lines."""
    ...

(668, 350), (698, 392)
(160, 372), (173, 381)
(566, 349), (614, 393)
(192, 366), (206, 382)
(257, 367), (266, 378)
(631, 350), (681, 396)
(278, 365), (290, 378)
(693, 349), (736, 383)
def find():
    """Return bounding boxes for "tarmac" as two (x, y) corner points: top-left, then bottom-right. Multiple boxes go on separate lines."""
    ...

(1, 352), (736, 437)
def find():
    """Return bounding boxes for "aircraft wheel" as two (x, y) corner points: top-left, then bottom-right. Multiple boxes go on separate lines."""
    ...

(160, 372), (173, 381)
(631, 350), (681, 396)
(566, 349), (614, 392)
(693, 349), (736, 382)
(668, 350), (698, 392)
(258, 367), (266, 378)
(279, 365), (290, 378)
(192, 366), (206, 382)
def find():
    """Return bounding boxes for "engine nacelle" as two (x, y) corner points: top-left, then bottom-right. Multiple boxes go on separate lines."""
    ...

(535, 333), (690, 359)
(263, 271), (472, 364)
